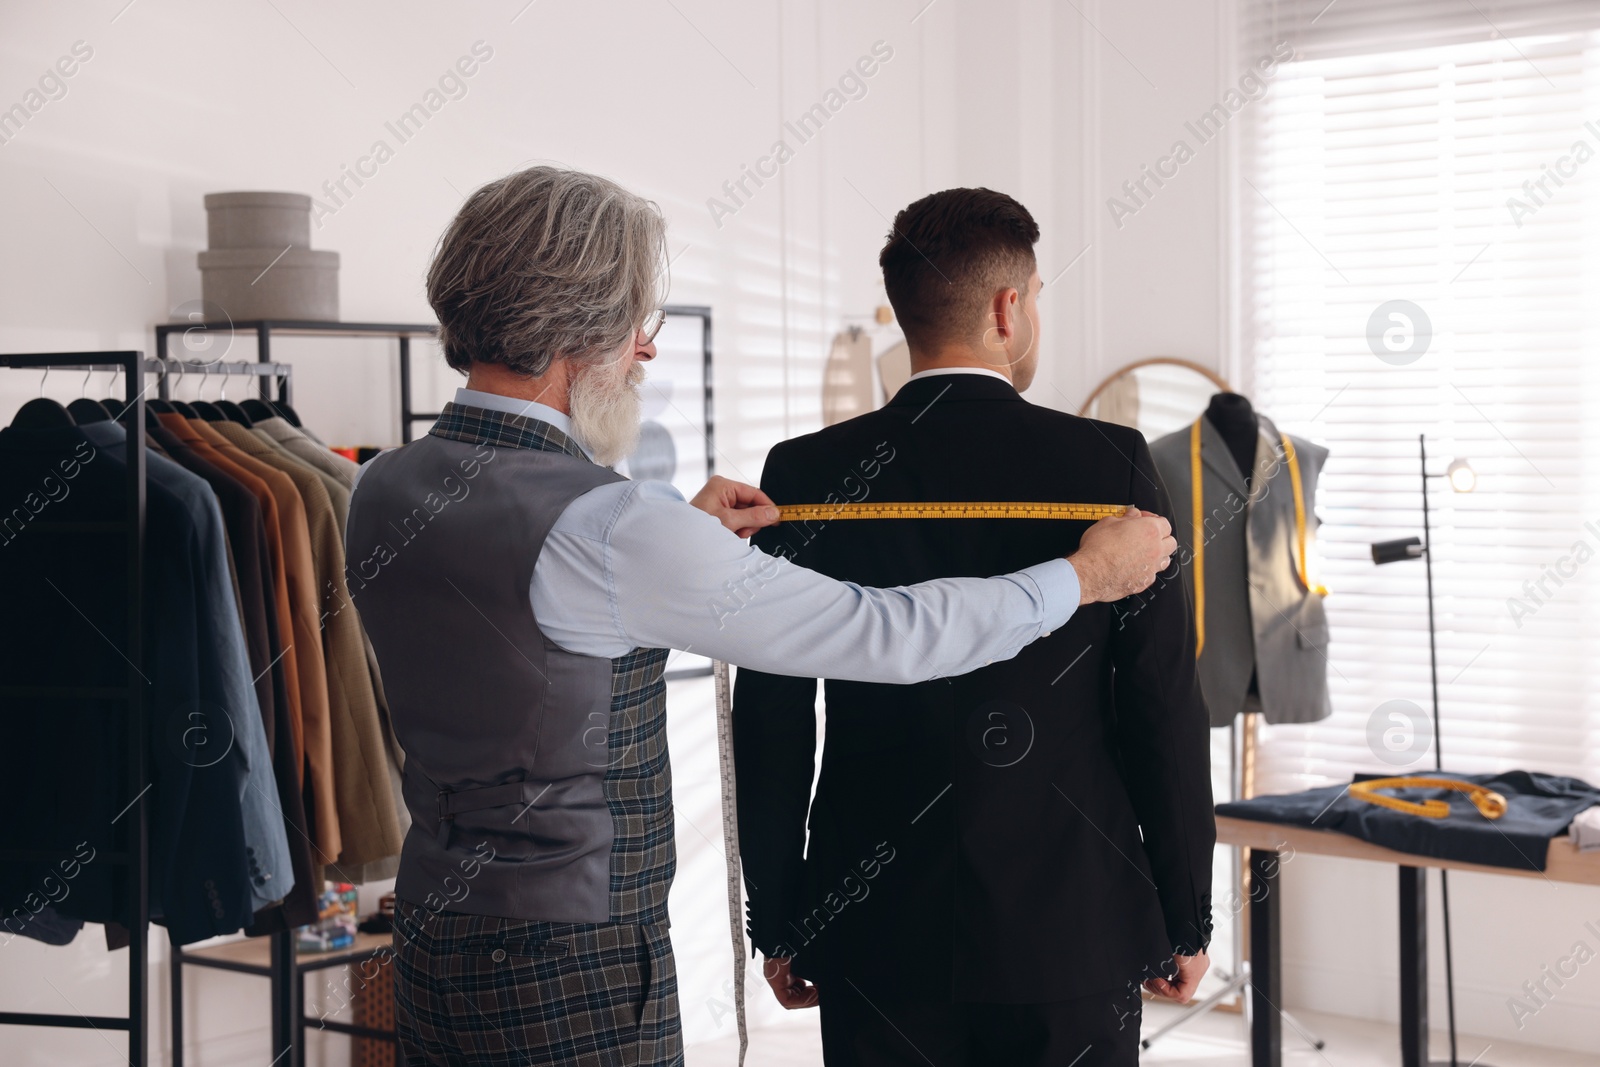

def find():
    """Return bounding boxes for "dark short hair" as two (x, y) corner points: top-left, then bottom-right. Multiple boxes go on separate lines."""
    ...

(427, 165), (667, 377)
(879, 188), (1039, 350)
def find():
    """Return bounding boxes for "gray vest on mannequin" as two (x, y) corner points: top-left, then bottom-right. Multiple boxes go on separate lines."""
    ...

(346, 403), (674, 925)
(1150, 404), (1332, 727)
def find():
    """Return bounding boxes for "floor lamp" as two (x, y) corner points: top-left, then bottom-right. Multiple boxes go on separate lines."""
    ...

(1370, 433), (1478, 1067)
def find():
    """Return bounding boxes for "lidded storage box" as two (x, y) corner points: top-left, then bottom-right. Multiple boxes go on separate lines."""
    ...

(197, 191), (339, 321)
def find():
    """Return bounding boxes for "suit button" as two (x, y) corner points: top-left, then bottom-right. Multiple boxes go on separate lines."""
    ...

(491, 948), (507, 963)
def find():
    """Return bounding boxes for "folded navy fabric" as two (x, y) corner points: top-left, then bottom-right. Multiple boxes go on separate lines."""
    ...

(1216, 770), (1600, 871)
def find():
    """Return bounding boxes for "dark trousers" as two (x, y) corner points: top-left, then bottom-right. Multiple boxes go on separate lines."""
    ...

(819, 981), (1142, 1067)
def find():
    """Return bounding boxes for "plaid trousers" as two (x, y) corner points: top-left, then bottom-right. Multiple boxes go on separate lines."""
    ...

(393, 899), (683, 1066)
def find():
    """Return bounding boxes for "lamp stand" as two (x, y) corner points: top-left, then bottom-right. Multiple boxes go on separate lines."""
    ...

(1419, 432), (1482, 1067)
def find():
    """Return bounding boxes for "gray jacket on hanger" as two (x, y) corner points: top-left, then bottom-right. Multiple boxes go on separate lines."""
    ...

(1149, 413), (1332, 727)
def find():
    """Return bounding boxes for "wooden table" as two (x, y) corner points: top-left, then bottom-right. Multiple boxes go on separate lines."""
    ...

(1217, 815), (1600, 1067)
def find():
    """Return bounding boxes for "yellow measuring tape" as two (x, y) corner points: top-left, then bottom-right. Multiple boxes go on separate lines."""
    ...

(1350, 777), (1507, 820)
(1188, 419), (1324, 660)
(774, 502), (1130, 523)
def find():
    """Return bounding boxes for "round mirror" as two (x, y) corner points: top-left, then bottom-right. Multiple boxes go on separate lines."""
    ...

(1078, 358), (1232, 440)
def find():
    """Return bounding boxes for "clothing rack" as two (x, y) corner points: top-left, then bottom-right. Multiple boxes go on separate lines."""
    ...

(0, 350), (151, 1065)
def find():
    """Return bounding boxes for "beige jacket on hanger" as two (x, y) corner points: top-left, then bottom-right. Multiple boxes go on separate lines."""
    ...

(210, 422), (404, 870)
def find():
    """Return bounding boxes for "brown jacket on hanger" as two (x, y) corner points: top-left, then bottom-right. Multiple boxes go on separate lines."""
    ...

(210, 422), (403, 870)
(181, 417), (342, 862)
(155, 415), (307, 777)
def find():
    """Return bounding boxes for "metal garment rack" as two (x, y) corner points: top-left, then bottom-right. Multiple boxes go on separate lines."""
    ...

(152, 319), (440, 438)
(171, 933), (396, 1067)
(151, 356), (294, 404)
(0, 350), (150, 1065)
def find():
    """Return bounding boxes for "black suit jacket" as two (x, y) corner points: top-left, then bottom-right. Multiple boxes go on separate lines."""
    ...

(0, 425), (255, 946)
(733, 373), (1215, 1003)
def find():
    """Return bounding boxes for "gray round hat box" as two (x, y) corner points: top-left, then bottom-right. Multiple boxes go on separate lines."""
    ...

(198, 192), (339, 321)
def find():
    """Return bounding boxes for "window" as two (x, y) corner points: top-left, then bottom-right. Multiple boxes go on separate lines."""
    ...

(1241, 2), (1600, 793)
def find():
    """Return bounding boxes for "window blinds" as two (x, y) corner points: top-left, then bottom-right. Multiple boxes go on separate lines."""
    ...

(1240, 5), (1600, 794)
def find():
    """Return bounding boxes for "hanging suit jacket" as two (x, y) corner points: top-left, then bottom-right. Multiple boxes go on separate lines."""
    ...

(255, 415), (359, 491)
(77, 420), (294, 913)
(251, 419), (410, 884)
(209, 420), (402, 871)
(175, 416), (341, 861)
(1149, 414), (1331, 726)
(0, 425), (258, 944)
(733, 373), (1215, 1003)
(145, 418), (320, 928)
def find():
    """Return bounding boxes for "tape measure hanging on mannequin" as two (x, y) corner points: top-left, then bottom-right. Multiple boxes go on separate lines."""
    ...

(1188, 419), (1324, 661)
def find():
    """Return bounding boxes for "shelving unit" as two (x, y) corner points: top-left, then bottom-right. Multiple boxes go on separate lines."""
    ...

(153, 319), (439, 441)
(172, 931), (396, 1067)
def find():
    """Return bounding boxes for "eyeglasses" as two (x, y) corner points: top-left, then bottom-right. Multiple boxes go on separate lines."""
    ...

(639, 309), (666, 344)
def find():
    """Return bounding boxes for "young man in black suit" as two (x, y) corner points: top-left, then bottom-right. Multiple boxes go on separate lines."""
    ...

(732, 187), (1215, 1066)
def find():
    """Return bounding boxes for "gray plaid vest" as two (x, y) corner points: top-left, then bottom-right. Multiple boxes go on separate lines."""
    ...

(347, 401), (673, 926)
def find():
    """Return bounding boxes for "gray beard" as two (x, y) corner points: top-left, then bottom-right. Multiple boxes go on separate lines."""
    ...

(569, 359), (644, 467)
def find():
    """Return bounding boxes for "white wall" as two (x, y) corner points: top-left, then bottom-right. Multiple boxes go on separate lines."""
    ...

(3, 0), (1597, 1063)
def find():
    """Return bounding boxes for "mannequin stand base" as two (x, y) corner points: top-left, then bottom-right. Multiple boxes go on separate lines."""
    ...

(1139, 963), (1325, 1053)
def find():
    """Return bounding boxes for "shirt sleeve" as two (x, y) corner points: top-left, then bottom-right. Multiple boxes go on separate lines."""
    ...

(533, 479), (1080, 684)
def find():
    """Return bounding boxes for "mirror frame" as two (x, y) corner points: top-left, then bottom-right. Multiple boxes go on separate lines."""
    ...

(1077, 357), (1233, 418)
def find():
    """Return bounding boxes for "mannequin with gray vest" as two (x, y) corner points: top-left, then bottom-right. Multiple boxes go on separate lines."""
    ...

(345, 165), (1178, 1067)
(1149, 393), (1332, 727)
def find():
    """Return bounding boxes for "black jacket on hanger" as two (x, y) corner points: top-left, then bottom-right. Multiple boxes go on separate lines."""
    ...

(733, 373), (1215, 1003)
(0, 424), (255, 944)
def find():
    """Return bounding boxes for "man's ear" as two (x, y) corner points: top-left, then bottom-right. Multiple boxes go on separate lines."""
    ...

(984, 287), (1021, 349)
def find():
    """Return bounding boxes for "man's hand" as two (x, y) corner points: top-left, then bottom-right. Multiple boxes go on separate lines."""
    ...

(762, 956), (819, 1009)
(1144, 952), (1209, 1004)
(1068, 507), (1176, 604)
(690, 476), (781, 538)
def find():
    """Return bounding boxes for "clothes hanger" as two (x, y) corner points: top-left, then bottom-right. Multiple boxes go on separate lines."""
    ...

(67, 366), (112, 424)
(11, 366), (75, 428)
(98, 364), (128, 419)
(67, 398), (112, 424)
(165, 363), (210, 420)
(240, 398), (277, 422)
(269, 398), (305, 427)
(210, 368), (254, 426)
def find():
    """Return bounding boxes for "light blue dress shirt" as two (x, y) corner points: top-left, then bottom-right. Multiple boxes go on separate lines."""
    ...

(352, 385), (1081, 684)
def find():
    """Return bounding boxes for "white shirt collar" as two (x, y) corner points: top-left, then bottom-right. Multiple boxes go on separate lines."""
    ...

(905, 366), (1014, 386)
(452, 387), (592, 458)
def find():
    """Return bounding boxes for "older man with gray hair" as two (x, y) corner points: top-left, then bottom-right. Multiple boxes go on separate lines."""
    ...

(347, 164), (1175, 1066)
